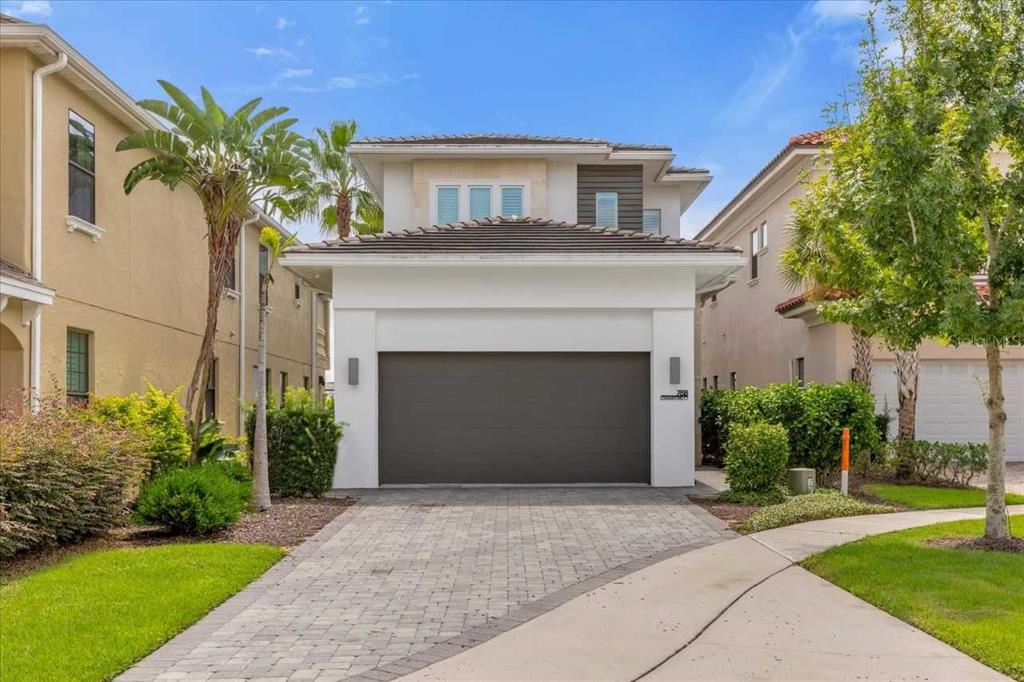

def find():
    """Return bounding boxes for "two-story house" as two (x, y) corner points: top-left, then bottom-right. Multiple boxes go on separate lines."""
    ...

(0, 14), (330, 434)
(695, 132), (1023, 460)
(284, 134), (744, 488)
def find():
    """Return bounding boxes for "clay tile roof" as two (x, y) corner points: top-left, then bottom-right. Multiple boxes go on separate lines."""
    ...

(774, 289), (848, 314)
(0, 258), (36, 283)
(292, 216), (740, 255)
(354, 133), (672, 152)
(788, 130), (828, 146)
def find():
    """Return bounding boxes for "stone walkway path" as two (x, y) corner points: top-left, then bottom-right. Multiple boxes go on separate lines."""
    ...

(120, 488), (731, 682)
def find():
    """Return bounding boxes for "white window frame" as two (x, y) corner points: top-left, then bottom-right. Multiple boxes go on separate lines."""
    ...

(429, 180), (531, 223)
(748, 220), (768, 283)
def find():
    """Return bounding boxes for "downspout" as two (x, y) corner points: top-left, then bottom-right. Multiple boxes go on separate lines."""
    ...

(30, 52), (69, 411)
(238, 216), (259, 434)
(310, 290), (317, 398)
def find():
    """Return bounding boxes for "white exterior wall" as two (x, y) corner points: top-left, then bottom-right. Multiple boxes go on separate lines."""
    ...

(644, 185), (683, 238)
(381, 162), (414, 230)
(331, 264), (699, 488)
(547, 161), (578, 222)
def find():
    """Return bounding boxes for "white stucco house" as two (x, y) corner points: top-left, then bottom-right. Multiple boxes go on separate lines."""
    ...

(283, 135), (744, 488)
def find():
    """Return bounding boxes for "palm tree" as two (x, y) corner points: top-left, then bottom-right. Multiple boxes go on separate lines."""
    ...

(117, 81), (309, 442)
(251, 227), (297, 510)
(300, 120), (382, 239)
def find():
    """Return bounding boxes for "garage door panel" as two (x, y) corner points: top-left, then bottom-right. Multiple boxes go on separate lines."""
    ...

(379, 352), (650, 484)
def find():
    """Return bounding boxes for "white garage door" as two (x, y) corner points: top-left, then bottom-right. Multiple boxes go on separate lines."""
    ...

(872, 360), (1024, 461)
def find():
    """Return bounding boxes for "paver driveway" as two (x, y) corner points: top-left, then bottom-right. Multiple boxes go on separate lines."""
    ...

(121, 487), (731, 682)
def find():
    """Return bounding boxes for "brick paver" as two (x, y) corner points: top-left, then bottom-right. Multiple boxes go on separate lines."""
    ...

(120, 488), (731, 682)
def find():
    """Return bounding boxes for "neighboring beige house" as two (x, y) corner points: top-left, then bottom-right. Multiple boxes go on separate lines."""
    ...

(0, 15), (330, 435)
(695, 131), (1024, 460)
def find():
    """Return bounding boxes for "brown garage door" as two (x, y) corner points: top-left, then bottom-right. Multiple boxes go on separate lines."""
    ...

(379, 352), (651, 484)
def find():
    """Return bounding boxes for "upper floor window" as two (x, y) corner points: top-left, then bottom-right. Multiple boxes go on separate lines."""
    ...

(434, 183), (527, 223)
(595, 192), (618, 228)
(204, 358), (218, 421)
(66, 329), (91, 404)
(643, 209), (661, 234)
(749, 220), (767, 280)
(437, 186), (460, 223)
(68, 111), (95, 224)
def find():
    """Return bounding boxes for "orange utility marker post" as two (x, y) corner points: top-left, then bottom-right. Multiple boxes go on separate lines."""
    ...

(840, 427), (851, 496)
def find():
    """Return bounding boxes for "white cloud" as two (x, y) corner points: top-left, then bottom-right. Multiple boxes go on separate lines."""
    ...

(274, 16), (295, 30)
(355, 4), (370, 25)
(811, 0), (872, 22)
(278, 68), (313, 80)
(289, 72), (418, 93)
(245, 46), (295, 60)
(1, 0), (52, 18)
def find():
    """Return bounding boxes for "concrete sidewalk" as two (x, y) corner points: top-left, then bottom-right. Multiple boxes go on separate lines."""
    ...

(400, 505), (1023, 681)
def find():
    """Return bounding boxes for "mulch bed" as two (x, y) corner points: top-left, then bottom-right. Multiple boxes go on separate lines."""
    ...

(690, 497), (759, 530)
(926, 536), (1024, 554)
(1, 496), (355, 582)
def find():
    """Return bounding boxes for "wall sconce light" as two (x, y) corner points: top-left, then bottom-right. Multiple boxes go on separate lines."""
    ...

(348, 358), (359, 386)
(669, 357), (681, 385)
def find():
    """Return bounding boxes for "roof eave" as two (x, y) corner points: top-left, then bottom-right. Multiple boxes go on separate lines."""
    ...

(280, 251), (747, 268)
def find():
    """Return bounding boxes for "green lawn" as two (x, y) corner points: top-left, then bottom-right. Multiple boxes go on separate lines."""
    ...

(0, 543), (283, 682)
(863, 483), (1024, 509)
(738, 489), (894, 533)
(804, 516), (1024, 681)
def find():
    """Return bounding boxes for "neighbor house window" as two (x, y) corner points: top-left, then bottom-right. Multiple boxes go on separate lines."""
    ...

(469, 186), (491, 220)
(793, 357), (805, 386)
(436, 186), (459, 223)
(702, 377), (708, 390)
(303, 375), (310, 391)
(729, 372), (737, 390)
(68, 111), (95, 224)
(259, 244), (269, 275)
(643, 209), (661, 234)
(279, 371), (288, 407)
(66, 329), (90, 403)
(713, 375), (719, 389)
(204, 358), (218, 421)
(294, 281), (301, 300)
(500, 186), (524, 217)
(224, 256), (237, 291)
(749, 221), (767, 280)
(595, 192), (618, 228)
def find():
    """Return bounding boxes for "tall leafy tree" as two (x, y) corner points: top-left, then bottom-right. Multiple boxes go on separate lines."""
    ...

(299, 120), (382, 239)
(251, 227), (297, 510)
(117, 82), (309, 440)
(797, 0), (1024, 539)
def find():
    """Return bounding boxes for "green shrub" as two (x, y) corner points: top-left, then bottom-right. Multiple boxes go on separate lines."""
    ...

(725, 422), (790, 493)
(135, 462), (249, 535)
(701, 382), (879, 481)
(0, 399), (148, 557)
(738, 489), (895, 533)
(246, 387), (341, 497)
(890, 440), (988, 486)
(88, 384), (190, 477)
(194, 418), (241, 462)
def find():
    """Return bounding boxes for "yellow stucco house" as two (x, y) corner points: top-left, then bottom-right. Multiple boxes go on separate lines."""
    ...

(0, 14), (330, 435)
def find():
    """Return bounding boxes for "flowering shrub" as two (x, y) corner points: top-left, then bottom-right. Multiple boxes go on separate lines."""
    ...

(0, 398), (148, 557)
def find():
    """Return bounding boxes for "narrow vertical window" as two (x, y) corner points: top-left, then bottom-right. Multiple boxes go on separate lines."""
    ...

(642, 209), (661, 234)
(294, 281), (301, 300)
(66, 329), (90, 403)
(702, 377), (708, 390)
(500, 186), (524, 217)
(265, 368), (272, 402)
(279, 371), (288, 407)
(750, 228), (760, 279)
(204, 358), (218, 421)
(713, 375), (719, 389)
(303, 375), (310, 391)
(759, 220), (768, 250)
(469, 186), (492, 220)
(436, 186), (459, 223)
(68, 111), (95, 224)
(224, 256), (237, 291)
(595, 192), (618, 228)
(729, 372), (737, 390)
(794, 357), (806, 386)
(259, 244), (269, 275)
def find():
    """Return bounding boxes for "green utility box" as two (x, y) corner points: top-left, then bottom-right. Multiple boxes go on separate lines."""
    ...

(788, 467), (816, 494)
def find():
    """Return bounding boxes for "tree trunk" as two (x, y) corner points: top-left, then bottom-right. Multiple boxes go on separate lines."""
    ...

(184, 217), (240, 451)
(894, 347), (919, 479)
(984, 343), (1009, 540)
(336, 193), (352, 240)
(851, 326), (873, 389)
(251, 273), (272, 511)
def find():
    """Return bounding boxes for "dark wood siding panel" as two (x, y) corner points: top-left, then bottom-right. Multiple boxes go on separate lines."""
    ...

(577, 165), (643, 231)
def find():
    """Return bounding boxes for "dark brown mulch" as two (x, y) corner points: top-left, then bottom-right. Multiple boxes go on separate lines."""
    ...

(0, 496), (355, 582)
(926, 536), (1024, 554)
(690, 497), (759, 530)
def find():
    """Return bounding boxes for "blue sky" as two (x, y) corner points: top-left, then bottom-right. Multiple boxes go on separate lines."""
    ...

(3, 0), (874, 241)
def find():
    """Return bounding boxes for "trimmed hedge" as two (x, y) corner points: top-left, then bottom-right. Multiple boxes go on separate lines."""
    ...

(246, 387), (341, 497)
(701, 382), (879, 481)
(0, 399), (148, 557)
(725, 422), (790, 493)
(88, 384), (190, 478)
(135, 462), (249, 535)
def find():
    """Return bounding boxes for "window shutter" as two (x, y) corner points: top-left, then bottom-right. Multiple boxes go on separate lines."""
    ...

(643, 209), (661, 233)
(595, 192), (618, 228)
(437, 187), (459, 223)
(469, 186), (491, 219)
(500, 186), (524, 217)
